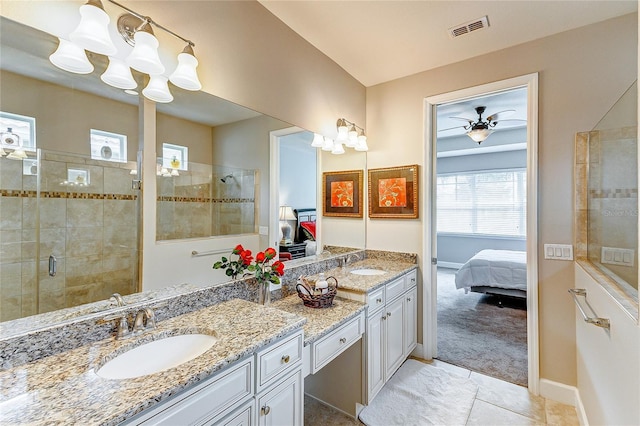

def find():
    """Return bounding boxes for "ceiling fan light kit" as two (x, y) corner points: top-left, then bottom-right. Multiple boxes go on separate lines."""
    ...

(440, 105), (524, 144)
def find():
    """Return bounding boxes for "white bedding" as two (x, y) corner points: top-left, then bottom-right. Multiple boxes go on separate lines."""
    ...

(455, 249), (527, 292)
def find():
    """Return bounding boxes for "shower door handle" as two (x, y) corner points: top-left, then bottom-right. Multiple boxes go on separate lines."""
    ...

(49, 255), (57, 277)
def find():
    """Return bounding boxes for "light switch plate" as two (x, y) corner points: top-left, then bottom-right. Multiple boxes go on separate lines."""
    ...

(601, 247), (634, 267)
(259, 226), (269, 235)
(544, 243), (573, 260)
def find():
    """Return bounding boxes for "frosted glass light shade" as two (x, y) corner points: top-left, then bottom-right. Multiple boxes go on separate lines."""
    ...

(355, 134), (369, 151)
(101, 57), (137, 89)
(7, 148), (27, 160)
(142, 75), (173, 103)
(321, 137), (334, 151)
(467, 128), (493, 144)
(346, 124), (358, 147)
(126, 31), (165, 75)
(49, 38), (94, 74)
(69, 1), (117, 56)
(331, 142), (345, 155)
(311, 133), (324, 148)
(336, 120), (348, 142)
(169, 50), (202, 91)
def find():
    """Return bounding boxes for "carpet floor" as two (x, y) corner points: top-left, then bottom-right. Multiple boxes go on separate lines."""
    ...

(437, 268), (528, 387)
(358, 359), (478, 426)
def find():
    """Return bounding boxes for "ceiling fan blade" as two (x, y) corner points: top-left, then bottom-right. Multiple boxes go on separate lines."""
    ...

(486, 109), (515, 122)
(438, 125), (468, 132)
(448, 116), (475, 123)
(494, 118), (527, 122)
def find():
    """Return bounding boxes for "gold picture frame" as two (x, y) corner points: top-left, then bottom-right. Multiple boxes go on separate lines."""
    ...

(368, 165), (419, 219)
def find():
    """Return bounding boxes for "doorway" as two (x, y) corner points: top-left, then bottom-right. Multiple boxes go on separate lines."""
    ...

(423, 74), (540, 393)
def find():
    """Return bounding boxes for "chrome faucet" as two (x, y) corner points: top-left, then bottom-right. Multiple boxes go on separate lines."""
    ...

(109, 293), (126, 307)
(132, 308), (156, 334)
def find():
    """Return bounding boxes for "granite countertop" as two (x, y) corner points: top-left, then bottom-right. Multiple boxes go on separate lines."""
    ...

(0, 299), (306, 426)
(271, 295), (366, 345)
(307, 258), (417, 294)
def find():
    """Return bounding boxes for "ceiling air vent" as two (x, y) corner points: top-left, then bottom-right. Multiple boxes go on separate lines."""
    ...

(448, 16), (490, 38)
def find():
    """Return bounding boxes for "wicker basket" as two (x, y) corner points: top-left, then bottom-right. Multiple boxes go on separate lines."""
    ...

(296, 276), (338, 308)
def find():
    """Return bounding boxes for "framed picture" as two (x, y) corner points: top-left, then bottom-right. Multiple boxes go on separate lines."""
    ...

(368, 165), (419, 219)
(322, 169), (363, 217)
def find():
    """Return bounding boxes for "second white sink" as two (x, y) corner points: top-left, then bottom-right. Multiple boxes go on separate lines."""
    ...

(350, 268), (386, 276)
(96, 333), (217, 380)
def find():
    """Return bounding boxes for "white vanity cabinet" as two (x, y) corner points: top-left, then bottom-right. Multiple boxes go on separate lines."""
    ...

(124, 330), (304, 426)
(365, 269), (418, 403)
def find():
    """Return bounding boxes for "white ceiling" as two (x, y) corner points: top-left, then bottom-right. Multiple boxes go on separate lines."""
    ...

(259, 0), (638, 87)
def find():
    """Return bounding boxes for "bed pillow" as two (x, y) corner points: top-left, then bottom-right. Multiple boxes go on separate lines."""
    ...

(300, 221), (316, 241)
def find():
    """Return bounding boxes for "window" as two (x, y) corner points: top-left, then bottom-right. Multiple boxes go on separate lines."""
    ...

(90, 129), (127, 163)
(0, 111), (36, 152)
(162, 143), (188, 171)
(437, 169), (526, 237)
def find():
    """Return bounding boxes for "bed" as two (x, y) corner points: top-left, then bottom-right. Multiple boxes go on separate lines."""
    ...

(294, 208), (317, 256)
(454, 249), (527, 299)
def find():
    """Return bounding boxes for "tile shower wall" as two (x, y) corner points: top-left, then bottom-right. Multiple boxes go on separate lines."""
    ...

(156, 165), (257, 240)
(576, 127), (638, 293)
(0, 151), (139, 321)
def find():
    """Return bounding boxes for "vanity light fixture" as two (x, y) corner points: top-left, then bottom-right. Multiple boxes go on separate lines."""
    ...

(312, 119), (368, 153)
(49, 0), (202, 103)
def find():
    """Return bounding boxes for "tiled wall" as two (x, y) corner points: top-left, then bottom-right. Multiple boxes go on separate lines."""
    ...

(0, 151), (139, 321)
(575, 127), (638, 295)
(156, 166), (257, 240)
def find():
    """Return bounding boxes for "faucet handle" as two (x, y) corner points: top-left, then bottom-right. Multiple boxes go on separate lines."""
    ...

(116, 316), (131, 339)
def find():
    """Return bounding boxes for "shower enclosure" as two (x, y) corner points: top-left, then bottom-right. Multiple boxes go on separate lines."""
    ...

(0, 149), (141, 321)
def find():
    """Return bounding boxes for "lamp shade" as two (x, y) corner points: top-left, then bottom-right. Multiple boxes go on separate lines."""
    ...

(279, 205), (296, 221)
(169, 46), (202, 91)
(311, 133), (324, 148)
(355, 134), (369, 151)
(336, 119), (348, 142)
(126, 30), (165, 75)
(321, 137), (334, 151)
(6, 148), (27, 160)
(49, 38), (94, 74)
(101, 57), (137, 89)
(69, 1), (117, 56)
(346, 124), (358, 147)
(467, 128), (493, 144)
(331, 141), (345, 155)
(142, 75), (173, 103)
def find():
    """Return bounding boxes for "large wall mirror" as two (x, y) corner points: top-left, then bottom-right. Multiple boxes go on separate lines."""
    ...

(0, 17), (367, 330)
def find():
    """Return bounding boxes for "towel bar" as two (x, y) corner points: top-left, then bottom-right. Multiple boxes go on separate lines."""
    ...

(568, 288), (610, 329)
(191, 248), (233, 257)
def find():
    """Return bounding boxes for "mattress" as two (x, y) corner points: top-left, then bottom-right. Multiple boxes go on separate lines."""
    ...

(454, 249), (527, 292)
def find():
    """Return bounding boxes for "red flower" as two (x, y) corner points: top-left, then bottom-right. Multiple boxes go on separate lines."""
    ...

(256, 251), (266, 262)
(240, 249), (253, 265)
(232, 244), (244, 255)
(265, 247), (276, 260)
(272, 260), (285, 276)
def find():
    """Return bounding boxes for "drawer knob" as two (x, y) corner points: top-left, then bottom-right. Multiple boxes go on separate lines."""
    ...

(339, 337), (346, 344)
(407, 297), (411, 302)
(411, 278), (416, 282)
(376, 298), (382, 303)
(387, 312), (391, 318)
(281, 354), (290, 363)
(261, 405), (271, 415)
(382, 316), (387, 321)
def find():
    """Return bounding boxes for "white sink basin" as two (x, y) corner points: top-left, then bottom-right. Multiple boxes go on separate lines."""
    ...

(350, 268), (386, 276)
(96, 333), (217, 379)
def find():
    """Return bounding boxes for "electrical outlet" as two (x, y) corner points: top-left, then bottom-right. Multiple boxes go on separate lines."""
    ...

(544, 244), (573, 260)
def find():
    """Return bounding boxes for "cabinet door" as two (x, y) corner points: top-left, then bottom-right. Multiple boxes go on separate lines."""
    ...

(366, 308), (385, 402)
(403, 286), (418, 357)
(257, 370), (302, 426)
(384, 296), (405, 379)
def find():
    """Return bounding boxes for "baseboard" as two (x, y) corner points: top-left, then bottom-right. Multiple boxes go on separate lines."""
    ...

(304, 393), (356, 420)
(539, 378), (588, 425)
(410, 343), (425, 359)
(575, 393), (589, 426)
(437, 262), (463, 270)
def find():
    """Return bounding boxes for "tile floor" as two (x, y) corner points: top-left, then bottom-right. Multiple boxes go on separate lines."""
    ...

(304, 358), (580, 426)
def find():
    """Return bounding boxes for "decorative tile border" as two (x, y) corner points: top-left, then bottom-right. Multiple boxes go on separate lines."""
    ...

(157, 196), (255, 203)
(588, 188), (638, 199)
(0, 189), (137, 200)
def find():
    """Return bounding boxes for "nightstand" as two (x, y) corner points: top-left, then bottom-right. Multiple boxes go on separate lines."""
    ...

(280, 242), (307, 260)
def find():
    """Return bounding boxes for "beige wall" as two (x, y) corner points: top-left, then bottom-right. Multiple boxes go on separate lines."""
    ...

(366, 13), (637, 386)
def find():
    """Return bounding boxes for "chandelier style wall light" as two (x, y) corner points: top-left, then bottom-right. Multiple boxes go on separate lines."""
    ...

(49, 0), (202, 103)
(310, 118), (368, 154)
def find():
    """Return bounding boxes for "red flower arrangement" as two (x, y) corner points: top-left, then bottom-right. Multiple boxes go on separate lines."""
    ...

(213, 244), (285, 285)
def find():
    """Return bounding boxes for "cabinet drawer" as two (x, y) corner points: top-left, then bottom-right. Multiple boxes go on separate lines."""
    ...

(312, 312), (364, 373)
(138, 358), (253, 426)
(367, 287), (385, 315)
(405, 270), (417, 289)
(385, 277), (405, 302)
(256, 331), (303, 392)
(214, 398), (255, 426)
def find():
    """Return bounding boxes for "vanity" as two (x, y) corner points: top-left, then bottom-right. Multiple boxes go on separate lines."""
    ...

(0, 253), (417, 425)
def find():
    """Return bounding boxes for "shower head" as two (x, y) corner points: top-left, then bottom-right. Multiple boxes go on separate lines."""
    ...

(220, 174), (234, 183)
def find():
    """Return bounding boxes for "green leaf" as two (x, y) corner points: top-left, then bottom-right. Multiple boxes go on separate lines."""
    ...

(213, 261), (222, 269)
(226, 269), (234, 276)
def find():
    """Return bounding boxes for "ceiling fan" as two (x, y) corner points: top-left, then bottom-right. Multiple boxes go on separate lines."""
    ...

(439, 106), (525, 144)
